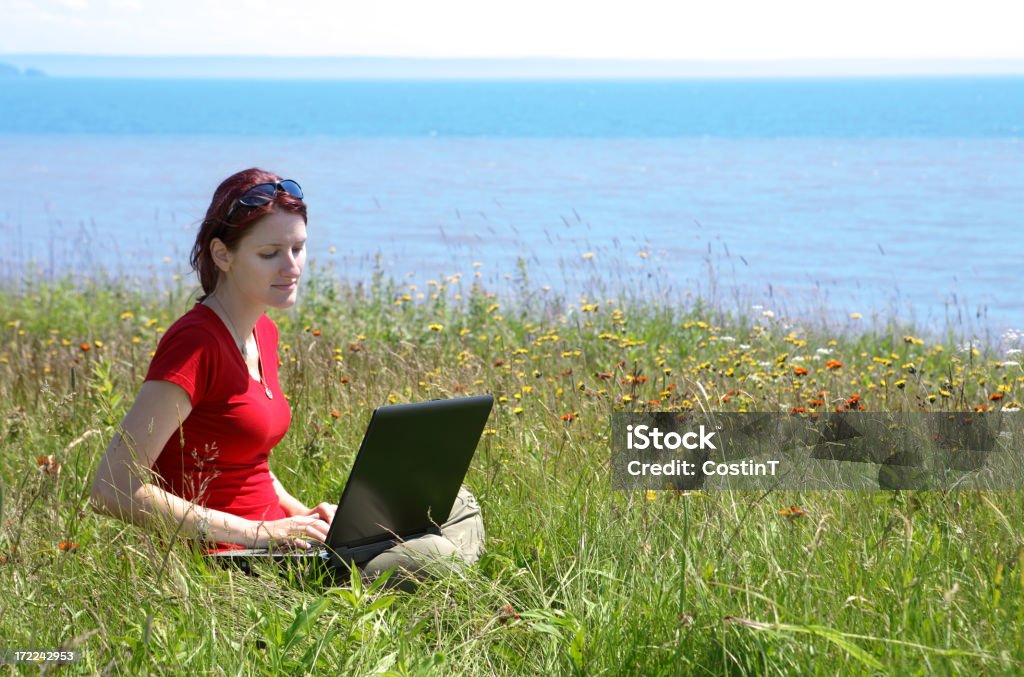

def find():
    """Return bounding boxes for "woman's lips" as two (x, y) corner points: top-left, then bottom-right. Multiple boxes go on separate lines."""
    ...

(272, 282), (297, 291)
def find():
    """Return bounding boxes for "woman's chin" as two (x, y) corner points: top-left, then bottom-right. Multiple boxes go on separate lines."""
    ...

(267, 293), (299, 309)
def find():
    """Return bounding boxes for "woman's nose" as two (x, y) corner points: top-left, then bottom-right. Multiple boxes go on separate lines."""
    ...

(282, 251), (303, 276)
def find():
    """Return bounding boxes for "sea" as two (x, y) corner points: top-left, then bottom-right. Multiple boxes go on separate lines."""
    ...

(1, 76), (1022, 341)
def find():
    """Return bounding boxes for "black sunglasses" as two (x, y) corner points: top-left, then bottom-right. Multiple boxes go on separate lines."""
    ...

(226, 179), (304, 220)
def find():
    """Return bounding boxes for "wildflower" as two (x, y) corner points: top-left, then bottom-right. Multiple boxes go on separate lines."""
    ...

(778, 505), (807, 519)
(330, 410), (341, 419)
(58, 541), (79, 552)
(561, 413), (577, 422)
(497, 603), (520, 624)
(482, 429), (497, 436)
(493, 359), (506, 367)
(312, 329), (322, 336)
(581, 252), (594, 260)
(339, 377), (350, 384)
(428, 324), (444, 332)
(37, 455), (62, 478)
(990, 393), (1005, 401)
(80, 342), (92, 352)
(849, 313), (862, 319)
(348, 343), (363, 352)
(790, 407), (807, 415)
(825, 360), (844, 370)
(513, 407), (523, 415)
(645, 490), (658, 501)
(793, 366), (809, 376)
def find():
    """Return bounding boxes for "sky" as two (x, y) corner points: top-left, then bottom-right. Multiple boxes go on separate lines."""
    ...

(2, 0), (1024, 61)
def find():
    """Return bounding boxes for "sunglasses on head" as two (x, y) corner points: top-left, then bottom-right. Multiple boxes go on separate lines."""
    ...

(226, 179), (304, 220)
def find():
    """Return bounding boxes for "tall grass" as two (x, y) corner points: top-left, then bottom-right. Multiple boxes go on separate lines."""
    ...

(1, 264), (1022, 674)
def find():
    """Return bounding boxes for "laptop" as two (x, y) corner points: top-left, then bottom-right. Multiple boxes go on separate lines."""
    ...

(207, 394), (494, 576)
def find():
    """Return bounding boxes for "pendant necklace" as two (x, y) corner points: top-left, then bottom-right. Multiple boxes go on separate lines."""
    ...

(209, 295), (273, 400)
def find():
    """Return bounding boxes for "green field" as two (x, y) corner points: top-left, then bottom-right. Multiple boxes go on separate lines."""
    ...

(1, 266), (1023, 675)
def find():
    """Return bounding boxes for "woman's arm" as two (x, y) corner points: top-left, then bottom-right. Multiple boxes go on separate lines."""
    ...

(270, 470), (309, 516)
(270, 470), (336, 525)
(90, 381), (329, 548)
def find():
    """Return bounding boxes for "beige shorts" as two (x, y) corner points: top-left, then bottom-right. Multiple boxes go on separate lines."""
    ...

(359, 486), (485, 586)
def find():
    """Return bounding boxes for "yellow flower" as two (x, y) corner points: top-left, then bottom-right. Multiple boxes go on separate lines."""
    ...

(428, 323), (444, 332)
(581, 252), (594, 260)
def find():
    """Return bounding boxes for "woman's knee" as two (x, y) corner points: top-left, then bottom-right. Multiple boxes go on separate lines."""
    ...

(442, 487), (485, 565)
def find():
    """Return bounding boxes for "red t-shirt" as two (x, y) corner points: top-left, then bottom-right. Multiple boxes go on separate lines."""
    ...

(145, 303), (291, 547)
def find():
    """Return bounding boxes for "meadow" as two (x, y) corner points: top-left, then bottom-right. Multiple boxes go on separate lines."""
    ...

(1, 261), (1023, 675)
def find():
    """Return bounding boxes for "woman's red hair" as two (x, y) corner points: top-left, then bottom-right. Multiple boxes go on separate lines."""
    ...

(189, 168), (307, 300)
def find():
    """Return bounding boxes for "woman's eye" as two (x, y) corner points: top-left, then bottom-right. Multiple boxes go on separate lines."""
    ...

(258, 247), (301, 259)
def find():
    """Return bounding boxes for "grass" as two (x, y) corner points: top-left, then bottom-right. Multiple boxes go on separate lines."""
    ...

(1, 263), (1023, 675)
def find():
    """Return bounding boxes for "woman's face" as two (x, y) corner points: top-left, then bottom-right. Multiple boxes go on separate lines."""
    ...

(214, 208), (308, 310)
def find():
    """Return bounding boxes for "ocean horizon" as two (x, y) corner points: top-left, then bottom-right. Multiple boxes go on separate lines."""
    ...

(1, 75), (1022, 341)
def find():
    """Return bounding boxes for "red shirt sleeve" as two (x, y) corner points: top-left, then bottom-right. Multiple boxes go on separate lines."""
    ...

(145, 324), (220, 405)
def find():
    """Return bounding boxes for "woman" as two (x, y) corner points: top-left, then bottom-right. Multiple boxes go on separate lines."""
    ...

(90, 168), (483, 582)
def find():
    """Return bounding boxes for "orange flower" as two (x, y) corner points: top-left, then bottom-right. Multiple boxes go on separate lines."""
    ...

(793, 366), (809, 376)
(779, 505), (807, 519)
(560, 368), (573, 376)
(36, 455), (62, 478)
(339, 377), (350, 384)
(561, 413), (577, 422)
(808, 399), (825, 407)
(990, 393), (1005, 401)
(311, 329), (322, 336)
(58, 541), (79, 552)
(492, 359), (506, 368)
(596, 371), (612, 380)
(824, 360), (843, 370)
(330, 410), (341, 419)
(497, 603), (519, 624)
(79, 342), (92, 351)
(790, 407), (807, 415)
(348, 343), (363, 352)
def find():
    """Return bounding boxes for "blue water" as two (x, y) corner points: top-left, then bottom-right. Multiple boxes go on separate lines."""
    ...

(1, 77), (1022, 340)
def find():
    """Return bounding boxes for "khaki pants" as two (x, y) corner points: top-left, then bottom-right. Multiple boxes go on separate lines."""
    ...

(360, 487), (485, 587)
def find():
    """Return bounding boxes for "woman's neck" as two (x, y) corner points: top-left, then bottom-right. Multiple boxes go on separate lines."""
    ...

(203, 289), (264, 341)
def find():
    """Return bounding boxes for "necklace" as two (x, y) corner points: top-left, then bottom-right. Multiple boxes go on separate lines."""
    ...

(208, 295), (273, 400)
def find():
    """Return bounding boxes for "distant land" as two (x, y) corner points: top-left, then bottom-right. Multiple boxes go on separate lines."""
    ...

(2, 54), (1024, 79)
(0, 61), (46, 77)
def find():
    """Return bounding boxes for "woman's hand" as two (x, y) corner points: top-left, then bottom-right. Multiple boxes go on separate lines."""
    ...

(296, 502), (336, 525)
(250, 515), (331, 550)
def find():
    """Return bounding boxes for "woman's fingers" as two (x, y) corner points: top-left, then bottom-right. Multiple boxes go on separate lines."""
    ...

(293, 516), (329, 541)
(313, 502), (336, 524)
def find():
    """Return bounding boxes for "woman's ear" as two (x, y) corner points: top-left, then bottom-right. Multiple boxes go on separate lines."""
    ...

(209, 238), (233, 273)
